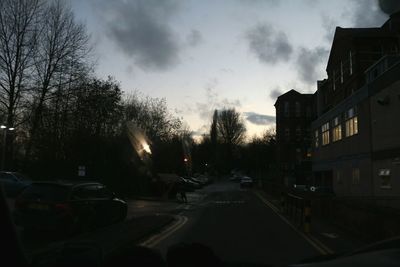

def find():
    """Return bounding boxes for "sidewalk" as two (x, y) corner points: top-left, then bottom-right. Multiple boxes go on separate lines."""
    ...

(256, 190), (366, 255)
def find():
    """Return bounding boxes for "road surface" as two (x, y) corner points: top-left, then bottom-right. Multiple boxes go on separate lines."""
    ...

(152, 181), (321, 266)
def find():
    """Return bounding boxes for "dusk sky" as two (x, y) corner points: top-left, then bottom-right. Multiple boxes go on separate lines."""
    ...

(69, 0), (391, 138)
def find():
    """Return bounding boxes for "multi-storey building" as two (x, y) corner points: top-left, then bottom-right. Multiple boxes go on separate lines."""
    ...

(312, 12), (400, 197)
(275, 89), (316, 187)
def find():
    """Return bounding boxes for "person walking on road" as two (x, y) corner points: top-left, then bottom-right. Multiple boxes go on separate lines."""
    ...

(179, 184), (188, 203)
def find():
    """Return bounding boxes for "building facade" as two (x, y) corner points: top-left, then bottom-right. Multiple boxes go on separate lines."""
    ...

(311, 12), (400, 197)
(275, 89), (316, 187)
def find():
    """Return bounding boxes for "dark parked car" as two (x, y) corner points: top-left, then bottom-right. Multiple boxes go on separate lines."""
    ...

(0, 171), (32, 197)
(240, 177), (253, 188)
(14, 181), (127, 234)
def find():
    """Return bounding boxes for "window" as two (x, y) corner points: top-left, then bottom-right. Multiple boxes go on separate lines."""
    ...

(306, 106), (312, 117)
(349, 50), (353, 75)
(314, 130), (319, 148)
(332, 70), (336, 91)
(332, 116), (342, 142)
(340, 61), (344, 83)
(352, 168), (360, 185)
(345, 107), (358, 137)
(295, 102), (301, 117)
(295, 127), (301, 140)
(306, 148), (312, 158)
(285, 128), (290, 141)
(321, 122), (330, 146)
(0, 173), (17, 182)
(379, 169), (391, 189)
(284, 101), (290, 117)
(336, 170), (342, 184)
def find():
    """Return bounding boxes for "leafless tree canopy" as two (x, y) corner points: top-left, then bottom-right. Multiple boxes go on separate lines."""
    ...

(217, 108), (246, 146)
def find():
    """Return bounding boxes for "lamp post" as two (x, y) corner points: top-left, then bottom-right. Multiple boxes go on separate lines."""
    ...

(1, 125), (15, 170)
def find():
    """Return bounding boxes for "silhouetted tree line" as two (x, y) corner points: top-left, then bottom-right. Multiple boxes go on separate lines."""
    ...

(0, 0), (188, 196)
(192, 109), (277, 178)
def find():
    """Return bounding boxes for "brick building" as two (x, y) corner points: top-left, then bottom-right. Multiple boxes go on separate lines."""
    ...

(312, 12), (400, 197)
(275, 89), (316, 187)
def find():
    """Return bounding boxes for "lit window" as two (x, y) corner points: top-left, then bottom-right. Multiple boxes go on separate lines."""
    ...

(295, 102), (301, 117)
(379, 169), (391, 189)
(314, 130), (319, 148)
(284, 102), (290, 117)
(306, 148), (312, 158)
(352, 168), (360, 185)
(321, 122), (330, 146)
(332, 117), (342, 142)
(345, 107), (358, 137)
(349, 50), (353, 75)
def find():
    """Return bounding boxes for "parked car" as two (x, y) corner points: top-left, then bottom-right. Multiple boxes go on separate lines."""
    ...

(240, 176), (253, 188)
(309, 185), (335, 195)
(230, 174), (241, 182)
(292, 184), (309, 192)
(14, 181), (127, 234)
(0, 171), (32, 197)
(179, 177), (201, 191)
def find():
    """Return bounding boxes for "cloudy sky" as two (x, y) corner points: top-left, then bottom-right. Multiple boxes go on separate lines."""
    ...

(69, 0), (395, 137)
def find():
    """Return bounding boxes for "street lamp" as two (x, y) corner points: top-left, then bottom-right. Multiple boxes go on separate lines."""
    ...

(1, 125), (15, 170)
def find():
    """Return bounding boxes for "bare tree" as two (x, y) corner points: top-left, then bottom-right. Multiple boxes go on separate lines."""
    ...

(217, 108), (246, 146)
(0, 0), (42, 127)
(124, 93), (182, 141)
(27, 0), (91, 156)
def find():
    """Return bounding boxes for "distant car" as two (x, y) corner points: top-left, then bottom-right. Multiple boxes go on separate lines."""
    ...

(0, 171), (32, 197)
(230, 174), (241, 182)
(309, 185), (335, 195)
(14, 181), (127, 234)
(178, 177), (199, 191)
(240, 177), (253, 188)
(293, 184), (309, 192)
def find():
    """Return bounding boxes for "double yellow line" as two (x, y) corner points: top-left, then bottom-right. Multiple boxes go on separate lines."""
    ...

(254, 191), (334, 255)
(140, 215), (188, 248)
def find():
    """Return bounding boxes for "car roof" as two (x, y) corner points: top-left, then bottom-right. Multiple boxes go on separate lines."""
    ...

(30, 180), (102, 188)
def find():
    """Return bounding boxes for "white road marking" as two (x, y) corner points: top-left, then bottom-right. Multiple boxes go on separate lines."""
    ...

(321, 233), (338, 239)
(140, 215), (188, 248)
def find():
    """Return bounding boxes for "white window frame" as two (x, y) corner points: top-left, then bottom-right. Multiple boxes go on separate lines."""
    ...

(321, 122), (330, 146)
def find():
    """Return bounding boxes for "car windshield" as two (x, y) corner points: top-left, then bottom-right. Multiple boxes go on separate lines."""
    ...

(20, 184), (70, 202)
(1, 1), (399, 266)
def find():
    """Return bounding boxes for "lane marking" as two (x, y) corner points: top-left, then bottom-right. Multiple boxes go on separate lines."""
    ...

(322, 233), (338, 239)
(254, 191), (334, 255)
(140, 215), (188, 248)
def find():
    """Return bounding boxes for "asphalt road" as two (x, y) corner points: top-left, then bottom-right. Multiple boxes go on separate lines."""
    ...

(154, 181), (321, 266)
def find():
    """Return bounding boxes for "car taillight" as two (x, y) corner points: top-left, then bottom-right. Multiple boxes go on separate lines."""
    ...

(54, 203), (72, 216)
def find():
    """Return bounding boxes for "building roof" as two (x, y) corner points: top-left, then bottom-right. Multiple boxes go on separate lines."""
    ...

(326, 26), (395, 69)
(274, 89), (314, 106)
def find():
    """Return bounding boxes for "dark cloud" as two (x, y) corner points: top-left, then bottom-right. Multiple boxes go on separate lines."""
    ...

(269, 87), (283, 100)
(238, 0), (280, 6)
(379, 0), (400, 14)
(296, 47), (329, 85)
(244, 112), (275, 125)
(91, 0), (181, 71)
(349, 0), (388, 27)
(245, 23), (293, 65)
(186, 29), (203, 47)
